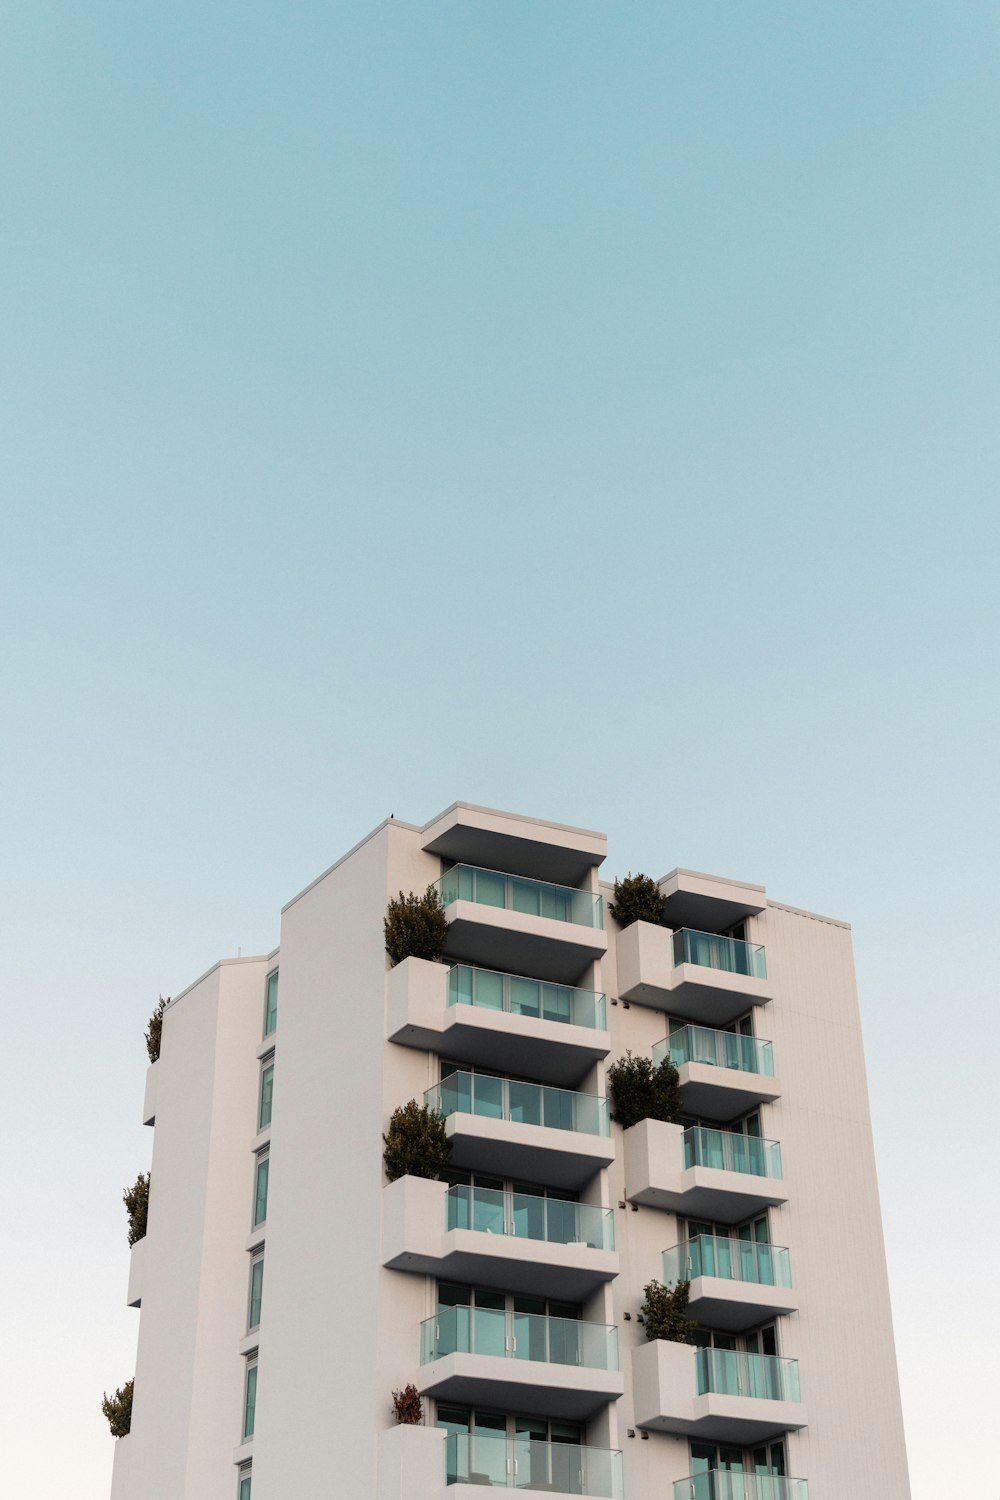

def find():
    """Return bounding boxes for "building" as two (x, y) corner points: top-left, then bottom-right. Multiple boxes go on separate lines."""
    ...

(109, 803), (911, 1500)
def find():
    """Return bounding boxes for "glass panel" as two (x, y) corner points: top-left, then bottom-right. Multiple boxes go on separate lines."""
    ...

(696, 1347), (801, 1402)
(421, 1308), (616, 1371)
(474, 968), (505, 1010)
(258, 1065), (273, 1131)
(428, 1073), (609, 1136)
(446, 1435), (623, 1496)
(434, 865), (603, 929)
(239, 1477), (252, 1500)
(248, 1257), (264, 1330)
(253, 1157), (269, 1227)
(264, 970), (278, 1036)
(444, 1185), (614, 1250)
(683, 1127), (782, 1179)
(447, 966), (474, 1006)
(672, 928), (767, 980)
(243, 1365), (257, 1439)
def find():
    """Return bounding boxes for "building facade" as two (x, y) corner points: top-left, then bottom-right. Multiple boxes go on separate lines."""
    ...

(110, 803), (910, 1500)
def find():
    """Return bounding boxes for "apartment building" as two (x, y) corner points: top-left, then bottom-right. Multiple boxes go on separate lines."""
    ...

(109, 803), (910, 1500)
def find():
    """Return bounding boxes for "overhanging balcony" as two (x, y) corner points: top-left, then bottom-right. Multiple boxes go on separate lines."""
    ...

(673, 1472), (808, 1500)
(387, 957), (610, 1087)
(446, 1433), (623, 1496)
(419, 1305), (623, 1421)
(623, 1120), (787, 1223)
(663, 1235), (798, 1331)
(617, 923), (770, 1025)
(653, 1025), (780, 1116)
(427, 1071), (613, 1190)
(438, 865), (607, 985)
(381, 1176), (618, 1301)
(633, 1339), (806, 1442)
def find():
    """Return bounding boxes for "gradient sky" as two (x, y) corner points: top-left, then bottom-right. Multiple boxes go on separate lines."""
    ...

(2, 5), (998, 1497)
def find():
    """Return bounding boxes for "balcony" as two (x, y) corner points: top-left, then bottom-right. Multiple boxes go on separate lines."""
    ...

(653, 1026), (780, 1116)
(633, 1339), (806, 1442)
(438, 865), (607, 985)
(616, 923), (770, 1026)
(418, 1305), (623, 1420)
(446, 1433), (623, 1497)
(382, 1177), (618, 1301)
(663, 1235), (797, 1331)
(426, 1071), (614, 1190)
(673, 1473), (808, 1500)
(623, 1120), (787, 1223)
(387, 958), (610, 1087)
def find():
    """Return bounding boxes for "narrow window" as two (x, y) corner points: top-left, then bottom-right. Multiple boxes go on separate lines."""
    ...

(238, 1470), (252, 1500)
(264, 971), (278, 1038)
(253, 1154), (269, 1227)
(248, 1255), (264, 1331)
(258, 1062), (274, 1131)
(243, 1361), (258, 1439)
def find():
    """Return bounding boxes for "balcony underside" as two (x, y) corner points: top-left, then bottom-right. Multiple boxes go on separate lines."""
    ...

(445, 1113), (614, 1192)
(422, 805), (606, 888)
(418, 1351), (624, 1422)
(677, 1062), (781, 1117)
(630, 1164), (787, 1223)
(445, 902), (607, 986)
(638, 1390), (807, 1444)
(391, 1003), (610, 1089)
(686, 1275), (799, 1333)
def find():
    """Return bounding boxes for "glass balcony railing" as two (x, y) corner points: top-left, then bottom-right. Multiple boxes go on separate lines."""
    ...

(696, 1347), (800, 1403)
(672, 929), (767, 980)
(683, 1126), (782, 1179)
(674, 1473), (808, 1500)
(421, 1304), (619, 1371)
(427, 1071), (611, 1138)
(446, 1184), (615, 1251)
(653, 1024), (773, 1076)
(663, 1234), (791, 1289)
(447, 963), (607, 1030)
(446, 1432), (624, 1496)
(438, 864), (604, 930)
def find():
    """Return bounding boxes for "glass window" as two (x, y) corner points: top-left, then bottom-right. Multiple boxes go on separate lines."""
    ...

(248, 1255), (264, 1331)
(264, 971), (278, 1037)
(238, 1473), (252, 1500)
(253, 1155), (269, 1227)
(258, 1063), (274, 1131)
(243, 1362), (257, 1439)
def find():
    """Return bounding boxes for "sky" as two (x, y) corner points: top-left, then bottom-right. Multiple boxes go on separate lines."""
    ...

(1, 3), (998, 1496)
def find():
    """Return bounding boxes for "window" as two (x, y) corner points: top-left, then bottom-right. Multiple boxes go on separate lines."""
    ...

(248, 1254), (264, 1331)
(264, 970), (278, 1038)
(238, 1469), (252, 1500)
(258, 1061), (274, 1131)
(253, 1154), (269, 1227)
(243, 1361), (258, 1439)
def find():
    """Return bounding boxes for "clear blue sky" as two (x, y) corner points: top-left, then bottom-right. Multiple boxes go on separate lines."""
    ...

(2, 4), (997, 1496)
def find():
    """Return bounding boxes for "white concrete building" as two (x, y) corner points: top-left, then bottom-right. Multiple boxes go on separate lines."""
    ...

(110, 804), (910, 1500)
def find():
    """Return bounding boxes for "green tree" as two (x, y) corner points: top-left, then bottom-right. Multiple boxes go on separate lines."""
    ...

(145, 996), (168, 1064)
(123, 1172), (150, 1246)
(608, 873), (665, 928)
(384, 887), (449, 966)
(383, 1099), (452, 1182)
(101, 1379), (134, 1438)
(606, 1050), (680, 1129)
(641, 1280), (697, 1344)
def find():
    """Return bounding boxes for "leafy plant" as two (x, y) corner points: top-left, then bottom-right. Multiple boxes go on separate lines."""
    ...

(383, 1099), (452, 1182)
(123, 1172), (150, 1247)
(641, 1279), (697, 1344)
(101, 1379), (134, 1438)
(384, 887), (449, 966)
(607, 1050), (680, 1129)
(608, 873), (665, 929)
(145, 996), (168, 1064)
(391, 1383), (423, 1425)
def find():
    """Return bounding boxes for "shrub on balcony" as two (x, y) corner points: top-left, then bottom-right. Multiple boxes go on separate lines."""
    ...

(123, 1172), (150, 1247)
(608, 873), (665, 929)
(607, 1050), (680, 1129)
(145, 996), (168, 1064)
(101, 1378), (134, 1438)
(382, 1099), (452, 1182)
(384, 887), (449, 966)
(642, 1279), (697, 1344)
(391, 1383), (423, 1425)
